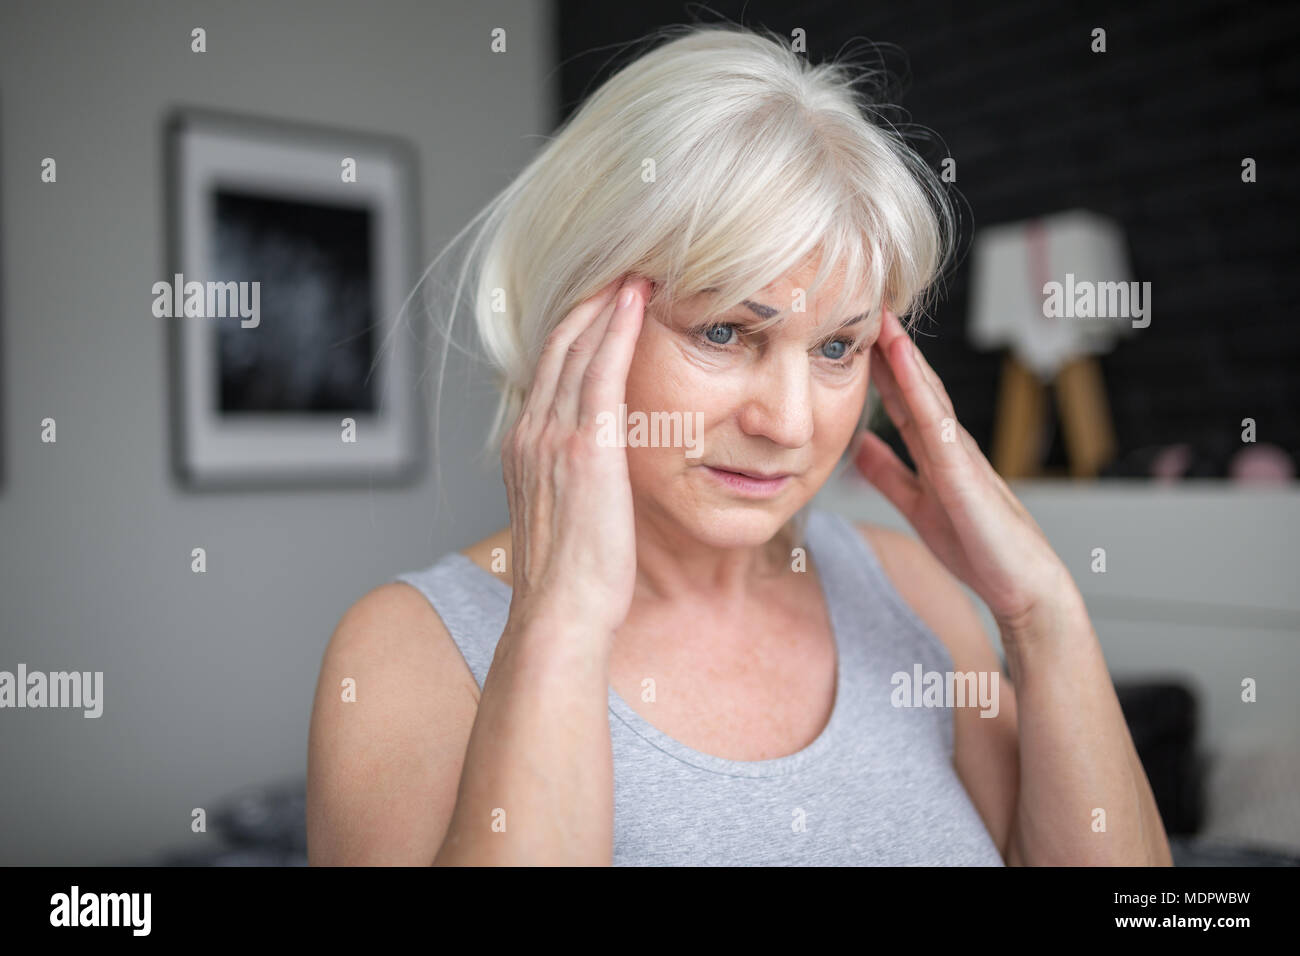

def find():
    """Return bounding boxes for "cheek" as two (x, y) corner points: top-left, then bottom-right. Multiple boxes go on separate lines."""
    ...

(812, 371), (872, 457)
(624, 334), (711, 412)
(833, 372), (872, 428)
(622, 338), (717, 486)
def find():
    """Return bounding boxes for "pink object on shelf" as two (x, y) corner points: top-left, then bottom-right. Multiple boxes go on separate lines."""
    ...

(1229, 444), (1295, 483)
(1150, 444), (1193, 482)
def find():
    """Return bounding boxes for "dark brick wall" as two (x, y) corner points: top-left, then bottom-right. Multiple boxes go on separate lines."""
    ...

(557, 0), (1299, 477)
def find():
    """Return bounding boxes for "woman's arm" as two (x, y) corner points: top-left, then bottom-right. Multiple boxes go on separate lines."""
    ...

(436, 276), (648, 865)
(854, 309), (1172, 866)
(307, 582), (617, 866)
(998, 594), (1171, 865)
(434, 614), (616, 865)
(307, 582), (482, 865)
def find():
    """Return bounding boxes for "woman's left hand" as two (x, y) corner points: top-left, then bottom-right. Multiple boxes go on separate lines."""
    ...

(852, 309), (1083, 639)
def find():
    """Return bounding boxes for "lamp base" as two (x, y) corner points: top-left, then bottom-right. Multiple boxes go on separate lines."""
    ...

(991, 353), (1116, 479)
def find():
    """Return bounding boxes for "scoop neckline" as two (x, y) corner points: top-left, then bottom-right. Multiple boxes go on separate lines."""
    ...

(450, 510), (846, 778)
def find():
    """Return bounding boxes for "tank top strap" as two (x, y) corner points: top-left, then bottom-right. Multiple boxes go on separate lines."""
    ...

(807, 508), (955, 666)
(394, 554), (511, 691)
(804, 507), (959, 754)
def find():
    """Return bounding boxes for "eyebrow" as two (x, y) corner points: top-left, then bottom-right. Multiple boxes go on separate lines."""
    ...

(696, 287), (876, 332)
(739, 300), (873, 328)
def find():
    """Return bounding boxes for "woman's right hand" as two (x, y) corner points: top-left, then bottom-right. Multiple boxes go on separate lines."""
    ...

(500, 275), (650, 645)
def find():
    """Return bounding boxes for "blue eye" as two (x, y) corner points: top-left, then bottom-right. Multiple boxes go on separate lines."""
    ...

(691, 322), (860, 365)
(821, 339), (848, 360)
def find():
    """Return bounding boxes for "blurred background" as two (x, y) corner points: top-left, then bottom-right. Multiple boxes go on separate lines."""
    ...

(0, 0), (1297, 865)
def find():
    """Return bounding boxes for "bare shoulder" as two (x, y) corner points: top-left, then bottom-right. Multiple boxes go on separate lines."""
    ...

(318, 581), (472, 692)
(306, 579), (480, 864)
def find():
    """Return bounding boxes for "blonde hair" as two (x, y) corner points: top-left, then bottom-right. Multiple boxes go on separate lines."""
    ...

(409, 22), (958, 536)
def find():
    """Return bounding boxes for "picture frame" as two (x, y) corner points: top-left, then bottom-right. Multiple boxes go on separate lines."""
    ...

(164, 107), (423, 488)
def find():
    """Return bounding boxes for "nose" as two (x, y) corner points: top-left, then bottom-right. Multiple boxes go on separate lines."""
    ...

(735, 350), (815, 448)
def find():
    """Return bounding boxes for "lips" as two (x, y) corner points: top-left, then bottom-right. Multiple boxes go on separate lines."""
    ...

(703, 465), (795, 499)
(711, 466), (793, 480)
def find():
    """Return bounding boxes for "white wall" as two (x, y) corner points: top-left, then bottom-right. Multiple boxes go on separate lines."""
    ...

(0, 0), (549, 865)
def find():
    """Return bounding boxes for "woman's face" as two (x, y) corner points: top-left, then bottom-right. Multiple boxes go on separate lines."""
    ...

(622, 263), (879, 550)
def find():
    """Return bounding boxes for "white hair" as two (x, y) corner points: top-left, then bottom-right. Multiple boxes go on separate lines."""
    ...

(407, 23), (958, 542)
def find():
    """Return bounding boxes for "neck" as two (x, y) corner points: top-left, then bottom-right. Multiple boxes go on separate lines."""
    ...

(629, 503), (803, 612)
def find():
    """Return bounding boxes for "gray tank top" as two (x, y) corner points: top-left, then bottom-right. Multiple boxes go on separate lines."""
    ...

(395, 508), (1006, 866)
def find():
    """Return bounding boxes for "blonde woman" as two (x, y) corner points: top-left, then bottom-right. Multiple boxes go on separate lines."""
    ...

(307, 24), (1171, 866)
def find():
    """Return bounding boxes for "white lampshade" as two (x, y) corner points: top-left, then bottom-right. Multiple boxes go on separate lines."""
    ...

(968, 208), (1140, 379)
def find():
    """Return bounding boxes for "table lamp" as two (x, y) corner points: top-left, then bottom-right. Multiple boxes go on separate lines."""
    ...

(968, 208), (1138, 478)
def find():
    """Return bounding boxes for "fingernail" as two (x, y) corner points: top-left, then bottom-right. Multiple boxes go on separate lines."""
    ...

(618, 287), (636, 309)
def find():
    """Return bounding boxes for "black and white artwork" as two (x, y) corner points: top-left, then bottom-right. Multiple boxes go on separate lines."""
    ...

(166, 108), (421, 487)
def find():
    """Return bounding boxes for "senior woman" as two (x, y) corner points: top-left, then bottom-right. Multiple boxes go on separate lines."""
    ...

(306, 24), (1171, 866)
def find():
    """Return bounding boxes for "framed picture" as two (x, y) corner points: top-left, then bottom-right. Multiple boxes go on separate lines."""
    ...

(165, 107), (422, 487)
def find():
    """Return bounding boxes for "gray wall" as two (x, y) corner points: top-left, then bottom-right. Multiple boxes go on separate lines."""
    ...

(0, 0), (544, 864)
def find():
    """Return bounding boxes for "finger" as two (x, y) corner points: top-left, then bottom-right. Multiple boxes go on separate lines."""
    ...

(910, 339), (956, 418)
(881, 308), (954, 418)
(521, 278), (623, 425)
(870, 352), (936, 488)
(854, 429), (922, 517)
(577, 279), (647, 431)
(959, 421), (1031, 519)
(881, 332), (981, 493)
(883, 332), (969, 479)
(869, 342), (915, 435)
(879, 312), (1022, 515)
(878, 340), (1016, 516)
(874, 308), (909, 366)
(552, 282), (626, 423)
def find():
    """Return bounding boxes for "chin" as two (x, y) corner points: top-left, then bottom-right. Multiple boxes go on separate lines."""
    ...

(673, 499), (804, 551)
